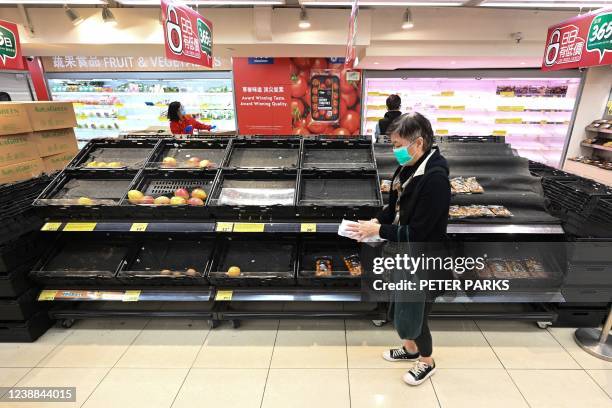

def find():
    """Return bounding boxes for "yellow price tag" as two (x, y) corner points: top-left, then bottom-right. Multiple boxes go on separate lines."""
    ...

(438, 117), (464, 123)
(441, 91), (455, 97)
(497, 106), (511, 112)
(511, 106), (525, 112)
(130, 223), (148, 232)
(117, 116), (127, 121)
(216, 222), (234, 232)
(122, 290), (141, 302)
(115, 103), (124, 107)
(500, 91), (515, 97)
(436, 129), (449, 135)
(41, 222), (62, 231)
(301, 223), (317, 233)
(438, 105), (452, 110)
(451, 106), (465, 111)
(492, 130), (507, 136)
(64, 222), (97, 232)
(215, 290), (233, 301)
(233, 223), (265, 232)
(38, 290), (58, 301)
(495, 118), (522, 124)
(540, 120), (548, 125)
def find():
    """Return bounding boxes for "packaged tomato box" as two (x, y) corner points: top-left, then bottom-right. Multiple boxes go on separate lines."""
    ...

(310, 70), (340, 123)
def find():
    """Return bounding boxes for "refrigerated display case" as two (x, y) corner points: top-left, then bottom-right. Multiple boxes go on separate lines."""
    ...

(0, 72), (35, 101)
(47, 72), (235, 144)
(363, 70), (582, 167)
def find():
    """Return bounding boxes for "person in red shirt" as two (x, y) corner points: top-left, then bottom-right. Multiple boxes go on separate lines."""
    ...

(167, 101), (214, 135)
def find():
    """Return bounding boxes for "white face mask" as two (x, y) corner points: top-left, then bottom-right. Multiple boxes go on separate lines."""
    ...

(179, 107), (186, 116)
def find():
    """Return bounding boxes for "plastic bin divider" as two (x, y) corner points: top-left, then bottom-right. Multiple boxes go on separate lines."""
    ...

(67, 138), (162, 170)
(146, 138), (232, 169)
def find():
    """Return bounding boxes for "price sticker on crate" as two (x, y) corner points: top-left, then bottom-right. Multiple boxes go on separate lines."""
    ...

(130, 223), (148, 232)
(216, 222), (234, 232)
(233, 223), (265, 233)
(122, 290), (141, 302)
(63, 222), (97, 232)
(300, 223), (317, 233)
(41, 222), (62, 232)
(215, 290), (233, 301)
(38, 290), (58, 301)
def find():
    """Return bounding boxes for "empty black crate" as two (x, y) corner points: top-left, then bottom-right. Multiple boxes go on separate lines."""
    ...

(208, 237), (297, 286)
(31, 237), (131, 286)
(209, 170), (297, 218)
(148, 139), (229, 170)
(226, 139), (300, 169)
(69, 138), (158, 170)
(298, 238), (362, 287)
(124, 170), (216, 218)
(0, 312), (53, 343)
(298, 170), (382, 217)
(302, 140), (374, 170)
(0, 288), (44, 321)
(0, 263), (33, 298)
(119, 237), (214, 285)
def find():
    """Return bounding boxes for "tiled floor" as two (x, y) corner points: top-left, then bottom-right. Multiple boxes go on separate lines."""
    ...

(0, 318), (610, 408)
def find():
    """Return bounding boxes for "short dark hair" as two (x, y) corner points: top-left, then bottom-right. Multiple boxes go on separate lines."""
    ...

(387, 112), (434, 151)
(167, 101), (181, 122)
(386, 94), (401, 111)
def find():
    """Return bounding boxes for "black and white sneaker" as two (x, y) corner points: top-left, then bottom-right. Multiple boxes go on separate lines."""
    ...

(382, 346), (419, 362)
(403, 361), (436, 386)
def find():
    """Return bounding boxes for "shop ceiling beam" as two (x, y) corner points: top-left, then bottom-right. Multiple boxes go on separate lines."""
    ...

(16, 4), (35, 37)
(254, 5), (273, 41)
(462, 0), (485, 5)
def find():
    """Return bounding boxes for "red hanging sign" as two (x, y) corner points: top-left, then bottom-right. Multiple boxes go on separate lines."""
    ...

(0, 20), (24, 71)
(161, 0), (213, 68)
(542, 7), (612, 71)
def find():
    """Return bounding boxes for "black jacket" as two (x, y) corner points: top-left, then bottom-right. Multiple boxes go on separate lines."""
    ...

(378, 110), (402, 136)
(376, 147), (451, 242)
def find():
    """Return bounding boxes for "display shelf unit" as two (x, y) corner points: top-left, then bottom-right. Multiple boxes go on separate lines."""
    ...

(581, 143), (612, 153)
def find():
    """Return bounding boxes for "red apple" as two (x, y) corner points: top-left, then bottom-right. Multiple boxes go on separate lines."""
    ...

(187, 157), (200, 167)
(187, 197), (204, 206)
(140, 196), (155, 205)
(174, 188), (189, 199)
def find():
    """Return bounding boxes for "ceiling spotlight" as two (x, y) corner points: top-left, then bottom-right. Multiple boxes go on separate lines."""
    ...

(402, 8), (414, 30)
(299, 8), (311, 29)
(64, 4), (83, 26)
(102, 6), (116, 25)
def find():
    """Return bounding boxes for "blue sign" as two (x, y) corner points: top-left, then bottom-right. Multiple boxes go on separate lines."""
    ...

(327, 57), (345, 64)
(248, 57), (275, 64)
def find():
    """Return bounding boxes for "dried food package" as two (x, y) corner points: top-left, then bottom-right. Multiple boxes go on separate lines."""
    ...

(487, 259), (510, 279)
(449, 205), (469, 219)
(464, 177), (484, 193)
(488, 205), (513, 218)
(343, 254), (362, 276)
(450, 177), (470, 194)
(506, 260), (530, 279)
(315, 257), (333, 277)
(525, 258), (548, 279)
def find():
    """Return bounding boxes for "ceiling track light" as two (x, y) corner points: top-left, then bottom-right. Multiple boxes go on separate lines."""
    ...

(402, 8), (414, 30)
(64, 4), (83, 26)
(299, 8), (311, 29)
(102, 6), (117, 25)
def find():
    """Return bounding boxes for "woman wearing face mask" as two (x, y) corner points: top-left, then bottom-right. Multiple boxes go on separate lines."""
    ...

(346, 112), (450, 386)
(167, 101), (215, 135)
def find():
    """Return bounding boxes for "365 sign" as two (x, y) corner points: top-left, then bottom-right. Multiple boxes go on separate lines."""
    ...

(542, 7), (612, 71)
(161, 0), (213, 68)
(0, 20), (24, 71)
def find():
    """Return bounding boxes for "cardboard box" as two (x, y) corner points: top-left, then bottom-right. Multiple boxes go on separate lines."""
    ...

(42, 149), (78, 174)
(22, 102), (77, 131)
(0, 133), (38, 167)
(0, 105), (33, 136)
(29, 128), (78, 158)
(0, 158), (43, 184)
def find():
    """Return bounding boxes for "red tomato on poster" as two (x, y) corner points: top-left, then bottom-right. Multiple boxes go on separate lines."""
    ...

(161, 0), (213, 68)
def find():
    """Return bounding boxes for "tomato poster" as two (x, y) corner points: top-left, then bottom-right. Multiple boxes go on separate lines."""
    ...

(542, 7), (612, 71)
(233, 57), (362, 136)
(161, 0), (213, 68)
(0, 20), (24, 71)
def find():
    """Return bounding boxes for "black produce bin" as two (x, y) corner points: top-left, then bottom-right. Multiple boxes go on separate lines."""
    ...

(0, 233), (47, 273)
(30, 236), (133, 286)
(118, 236), (214, 285)
(208, 170), (298, 219)
(302, 139), (375, 170)
(68, 138), (159, 170)
(298, 170), (382, 218)
(0, 262), (34, 298)
(0, 312), (53, 343)
(34, 170), (138, 218)
(0, 288), (45, 321)
(147, 139), (229, 170)
(298, 237), (362, 287)
(208, 236), (297, 286)
(225, 139), (301, 169)
(122, 169), (217, 219)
